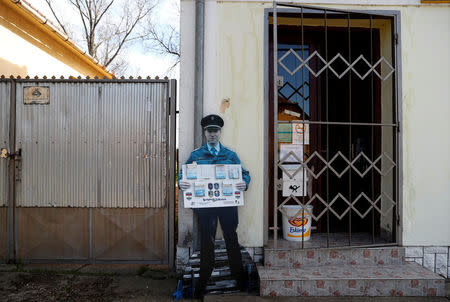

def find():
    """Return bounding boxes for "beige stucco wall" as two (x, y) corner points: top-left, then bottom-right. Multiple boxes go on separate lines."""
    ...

(179, 1), (450, 248)
(216, 3), (265, 247)
(399, 6), (449, 246)
(0, 25), (80, 77)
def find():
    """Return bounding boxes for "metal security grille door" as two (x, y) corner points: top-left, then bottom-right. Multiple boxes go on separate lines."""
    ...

(270, 4), (400, 249)
(0, 78), (176, 265)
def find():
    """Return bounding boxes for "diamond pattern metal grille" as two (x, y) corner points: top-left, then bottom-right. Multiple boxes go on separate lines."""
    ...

(279, 151), (396, 180)
(278, 81), (310, 102)
(278, 191), (396, 221)
(278, 49), (395, 81)
(277, 151), (397, 220)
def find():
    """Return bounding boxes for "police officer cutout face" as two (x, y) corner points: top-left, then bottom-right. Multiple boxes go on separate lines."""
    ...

(204, 128), (221, 146)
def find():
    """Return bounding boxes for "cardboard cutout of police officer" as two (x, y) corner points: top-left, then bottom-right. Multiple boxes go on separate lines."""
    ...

(179, 114), (251, 298)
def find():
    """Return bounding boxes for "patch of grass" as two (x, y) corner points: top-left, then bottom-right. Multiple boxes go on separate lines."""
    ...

(7, 265), (118, 277)
(136, 266), (173, 280)
(137, 265), (149, 276)
(14, 260), (24, 272)
(27, 268), (57, 275)
(137, 266), (167, 275)
(78, 271), (118, 277)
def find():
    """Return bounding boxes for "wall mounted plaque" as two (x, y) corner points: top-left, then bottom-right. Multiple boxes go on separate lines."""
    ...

(24, 86), (50, 104)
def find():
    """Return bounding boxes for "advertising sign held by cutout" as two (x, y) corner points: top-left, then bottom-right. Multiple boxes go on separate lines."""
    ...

(182, 164), (245, 208)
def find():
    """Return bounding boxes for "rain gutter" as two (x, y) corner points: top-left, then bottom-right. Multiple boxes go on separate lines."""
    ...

(194, 0), (205, 148)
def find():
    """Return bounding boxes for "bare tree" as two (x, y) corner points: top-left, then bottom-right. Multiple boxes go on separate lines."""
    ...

(44, 0), (157, 73)
(147, 24), (180, 70)
(144, 0), (180, 71)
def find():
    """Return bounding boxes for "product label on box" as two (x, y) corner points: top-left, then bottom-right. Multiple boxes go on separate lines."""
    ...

(222, 183), (233, 196)
(215, 165), (226, 179)
(186, 163), (198, 179)
(194, 182), (205, 197)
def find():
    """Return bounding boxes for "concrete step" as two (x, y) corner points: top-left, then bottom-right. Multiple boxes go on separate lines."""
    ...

(204, 294), (450, 302)
(258, 262), (445, 297)
(264, 246), (405, 268)
(181, 242), (259, 297)
(188, 249), (253, 269)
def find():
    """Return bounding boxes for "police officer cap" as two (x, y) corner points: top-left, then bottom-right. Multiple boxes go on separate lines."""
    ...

(201, 114), (224, 130)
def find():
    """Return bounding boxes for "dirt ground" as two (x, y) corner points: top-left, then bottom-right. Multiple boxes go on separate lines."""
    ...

(0, 264), (190, 302)
(0, 264), (449, 302)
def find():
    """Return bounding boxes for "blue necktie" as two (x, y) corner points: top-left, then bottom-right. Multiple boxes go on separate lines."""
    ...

(211, 148), (217, 156)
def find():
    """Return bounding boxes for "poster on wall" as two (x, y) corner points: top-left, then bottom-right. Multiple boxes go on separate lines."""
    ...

(280, 144), (303, 163)
(182, 164), (245, 208)
(277, 123), (292, 143)
(281, 164), (308, 197)
(292, 121), (309, 145)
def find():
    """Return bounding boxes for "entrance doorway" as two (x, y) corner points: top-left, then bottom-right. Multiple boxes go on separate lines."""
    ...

(267, 5), (400, 249)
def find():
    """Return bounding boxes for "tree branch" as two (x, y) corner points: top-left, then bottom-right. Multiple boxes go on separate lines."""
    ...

(44, 0), (69, 35)
(103, 2), (153, 66)
(41, 0), (161, 73)
(94, 0), (115, 28)
(148, 25), (180, 58)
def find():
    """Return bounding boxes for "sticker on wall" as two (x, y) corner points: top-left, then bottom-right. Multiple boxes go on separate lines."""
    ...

(281, 164), (308, 197)
(292, 121), (309, 145)
(277, 123), (292, 143)
(23, 86), (50, 104)
(280, 144), (303, 163)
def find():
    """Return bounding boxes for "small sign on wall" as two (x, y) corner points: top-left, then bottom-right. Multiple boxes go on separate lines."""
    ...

(292, 121), (309, 145)
(281, 164), (308, 197)
(277, 123), (292, 143)
(280, 144), (303, 163)
(24, 86), (50, 104)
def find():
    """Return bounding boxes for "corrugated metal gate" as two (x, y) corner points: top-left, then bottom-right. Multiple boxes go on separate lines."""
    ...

(0, 77), (176, 266)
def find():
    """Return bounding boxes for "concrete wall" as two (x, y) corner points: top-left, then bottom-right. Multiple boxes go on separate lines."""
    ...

(0, 25), (80, 77)
(179, 0), (450, 251)
(216, 2), (265, 247)
(399, 6), (449, 246)
(177, 0), (196, 263)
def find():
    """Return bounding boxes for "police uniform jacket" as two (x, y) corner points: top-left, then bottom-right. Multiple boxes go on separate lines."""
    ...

(179, 143), (251, 190)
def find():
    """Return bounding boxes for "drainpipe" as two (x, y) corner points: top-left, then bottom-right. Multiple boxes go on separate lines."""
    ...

(194, 0), (205, 149)
(192, 0), (205, 251)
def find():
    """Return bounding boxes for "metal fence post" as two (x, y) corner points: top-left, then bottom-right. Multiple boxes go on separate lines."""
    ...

(7, 79), (16, 262)
(168, 79), (177, 269)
